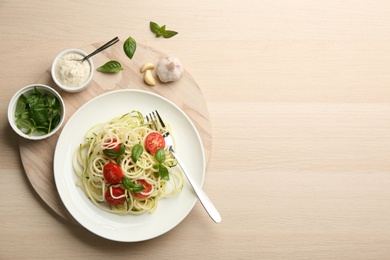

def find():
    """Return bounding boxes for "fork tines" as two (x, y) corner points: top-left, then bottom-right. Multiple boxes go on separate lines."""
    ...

(146, 110), (166, 133)
(154, 110), (166, 128)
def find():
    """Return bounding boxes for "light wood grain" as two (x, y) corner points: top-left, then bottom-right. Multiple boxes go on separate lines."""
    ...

(2, 0), (390, 259)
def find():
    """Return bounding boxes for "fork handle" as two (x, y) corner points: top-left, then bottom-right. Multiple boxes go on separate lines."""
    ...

(171, 150), (222, 223)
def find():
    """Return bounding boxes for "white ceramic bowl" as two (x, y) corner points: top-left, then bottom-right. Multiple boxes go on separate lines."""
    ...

(51, 48), (94, 93)
(8, 84), (65, 140)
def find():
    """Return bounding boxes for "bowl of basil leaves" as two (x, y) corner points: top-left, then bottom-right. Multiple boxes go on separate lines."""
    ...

(8, 84), (65, 140)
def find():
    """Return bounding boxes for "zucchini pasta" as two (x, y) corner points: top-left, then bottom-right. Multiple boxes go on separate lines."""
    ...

(72, 110), (184, 215)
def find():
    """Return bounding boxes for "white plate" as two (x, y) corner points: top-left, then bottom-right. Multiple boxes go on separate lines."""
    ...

(54, 89), (205, 242)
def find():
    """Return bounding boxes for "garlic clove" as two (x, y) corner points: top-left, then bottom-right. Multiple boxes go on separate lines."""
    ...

(140, 62), (155, 73)
(156, 56), (184, 83)
(144, 70), (156, 86)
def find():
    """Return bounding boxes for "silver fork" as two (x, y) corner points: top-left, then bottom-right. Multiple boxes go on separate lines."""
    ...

(147, 110), (221, 223)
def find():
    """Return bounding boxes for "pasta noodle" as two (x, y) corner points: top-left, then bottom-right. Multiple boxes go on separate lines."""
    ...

(72, 110), (184, 215)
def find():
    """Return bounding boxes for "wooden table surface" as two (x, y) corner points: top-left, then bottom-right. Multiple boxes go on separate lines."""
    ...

(1, 1), (390, 259)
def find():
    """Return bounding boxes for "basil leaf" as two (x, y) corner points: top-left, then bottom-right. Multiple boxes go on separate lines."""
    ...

(35, 126), (49, 134)
(19, 110), (29, 120)
(155, 148), (166, 163)
(103, 149), (118, 159)
(50, 107), (59, 119)
(131, 183), (145, 193)
(30, 103), (48, 125)
(49, 107), (60, 131)
(116, 157), (122, 165)
(122, 177), (132, 190)
(118, 144), (125, 156)
(15, 95), (27, 117)
(51, 96), (57, 107)
(15, 118), (34, 134)
(131, 144), (143, 162)
(123, 37), (136, 59)
(51, 110), (60, 128)
(122, 178), (144, 192)
(27, 93), (40, 106)
(42, 94), (51, 106)
(158, 164), (169, 180)
(162, 30), (178, 39)
(150, 21), (160, 34)
(115, 144), (125, 164)
(34, 86), (42, 95)
(97, 61), (123, 73)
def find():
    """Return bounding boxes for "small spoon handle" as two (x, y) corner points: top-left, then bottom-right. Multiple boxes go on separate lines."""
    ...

(82, 36), (119, 62)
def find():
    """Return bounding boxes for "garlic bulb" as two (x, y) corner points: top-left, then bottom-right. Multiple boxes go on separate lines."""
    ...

(156, 57), (184, 83)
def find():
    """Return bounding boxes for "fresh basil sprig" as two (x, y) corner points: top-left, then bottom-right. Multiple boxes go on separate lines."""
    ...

(122, 177), (144, 192)
(103, 144), (125, 164)
(123, 37), (136, 59)
(97, 61), (123, 73)
(150, 21), (178, 38)
(154, 148), (169, 180)
(15, 86), (61, 135)
(131, 144), (143, 162)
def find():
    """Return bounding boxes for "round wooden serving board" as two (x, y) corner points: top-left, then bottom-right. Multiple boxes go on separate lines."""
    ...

(18, 41), (212, 221)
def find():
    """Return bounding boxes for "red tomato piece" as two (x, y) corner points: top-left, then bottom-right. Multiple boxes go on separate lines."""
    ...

(145, 132), (165, 154)
(133, 179), (153, 199)
(105, 187), (126, 205)
(104, 138), (122, 152)
(103, 162), (123, 184)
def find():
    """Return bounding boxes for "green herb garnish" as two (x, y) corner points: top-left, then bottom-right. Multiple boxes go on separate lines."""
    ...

(103, 144), (125, 164)
(155, 148), (166, 163)
(131, 144), (143, 162)
(97, 61), (123, 73)
(122, 177), (144, 192)
(157, 164), (169, 180)
(154, 148), (169, 180)
(150, 21), (178, 38)
(15, 86), (61, 135)
(123, 37), (136, 59)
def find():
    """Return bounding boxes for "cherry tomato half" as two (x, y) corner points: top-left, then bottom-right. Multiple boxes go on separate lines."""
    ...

(104, 138), (122, 152)
(133, 179), (153, 199)
(145, 132), (165, 154)
(103, 162), (123, 184)
(105, 187), (126, 205)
